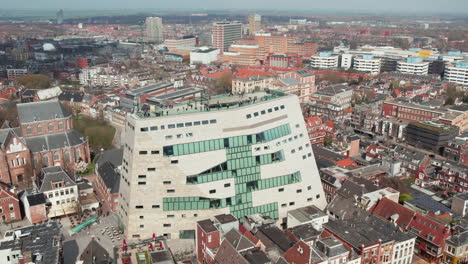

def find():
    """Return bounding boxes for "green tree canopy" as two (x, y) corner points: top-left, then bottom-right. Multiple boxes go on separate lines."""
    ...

(399, 193), (413, 204)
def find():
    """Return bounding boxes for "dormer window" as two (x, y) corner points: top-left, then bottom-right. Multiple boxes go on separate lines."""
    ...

(48, 123), (54, 132)
(58, 121), (63, 130)
(37, 124), (42, 133)
(26, 126), (32, 135)
(52, 181), (64, 189)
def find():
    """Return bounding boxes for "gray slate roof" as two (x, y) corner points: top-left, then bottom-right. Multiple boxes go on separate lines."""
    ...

(27, 193), (46, 206)
(97, 162), (120, 194)
(0, 222), (61, 264)
(39, 166), (76, 193)
(224, 228), (255, 252)
(280, 77), (302, 86)
(79, 239), (112, 264)
(17, 101), (70, 123)
(95, 148), (123, 167)
(24, 130), (86, 153)
(446, 231), (468, 247)
(324, 206), (415, 249)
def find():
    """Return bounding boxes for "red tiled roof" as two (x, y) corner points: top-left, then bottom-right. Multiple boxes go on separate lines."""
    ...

(336, 158), (355, 168)
(305, 116), (322, 127)
(243, 231), (260, 244)
(407, 213), (451, 246)
(324, 120), (334, 129)
(371, 198), (415, 229)
(371, 198), (451, 246)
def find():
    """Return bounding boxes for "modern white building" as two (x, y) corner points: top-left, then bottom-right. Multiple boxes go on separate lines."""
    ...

(397, 57), (429, 75)
(353, 55), (381, 75)
(144, 17), (164, 44)
(190, 47), (220, 65)
(310, 52), (339, 69)
(445, 62), (468, 86)
(118, 91), (327, 240)
(340, 54), (353, 69)
(79, 67), (100, 85)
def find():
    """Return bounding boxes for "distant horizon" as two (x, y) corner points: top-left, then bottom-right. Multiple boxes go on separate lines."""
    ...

(1, 0), (468, 16)
(0, 8), (467, 19)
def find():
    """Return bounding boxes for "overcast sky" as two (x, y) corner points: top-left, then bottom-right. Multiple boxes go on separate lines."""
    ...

(3, 0), (468, 14)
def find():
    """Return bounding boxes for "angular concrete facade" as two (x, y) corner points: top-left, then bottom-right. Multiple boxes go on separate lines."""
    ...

(118, 92), (327, 240)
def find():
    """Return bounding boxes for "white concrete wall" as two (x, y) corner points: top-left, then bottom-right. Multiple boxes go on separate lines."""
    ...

(118, 94), (327, 240)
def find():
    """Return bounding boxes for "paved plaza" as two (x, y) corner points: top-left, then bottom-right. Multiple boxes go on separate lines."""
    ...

(63, 214), (122, 263)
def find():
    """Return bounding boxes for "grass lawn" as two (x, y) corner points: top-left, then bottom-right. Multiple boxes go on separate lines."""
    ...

(73, 116), (116, 151)
(401, 177), (415, 185)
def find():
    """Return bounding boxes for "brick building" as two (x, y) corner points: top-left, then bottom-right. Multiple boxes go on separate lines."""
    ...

(434, 162), (468, 193)
(326, 199), (416, 264)
(308, 84), (353, 121)
(371, 198), (451, 263)
(196, 214), (238, 264)
(382, 100), (446, 122)
(94, 148), (123, 213)
(0, 183), (21, 223)
(20, 189), (47, 224)
(0, 101), (90, 190)
(444, 133), (468, 165)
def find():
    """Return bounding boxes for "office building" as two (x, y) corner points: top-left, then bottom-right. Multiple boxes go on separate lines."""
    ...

(164, 35), (197, 51)
(405, 121), (459, 154)
(118, 91), (327, 240)
(382, 99), (447, 122)
(248, 14), (262, 35)
(190, 47), (220, 65)
(340, 54), (353, 69)
(353, 55), (381, 75)
(219, 34), (317, 65)
(218, 44), (262, 65)
(445, 62), (468, 86)
(144, 17), (164, 44)
(56, 9), (64, 25)
(310, 52), (339, 69)
(397, 57), (429, 75)
(6, 69), (28, 80)
(212, 22), (242, 52)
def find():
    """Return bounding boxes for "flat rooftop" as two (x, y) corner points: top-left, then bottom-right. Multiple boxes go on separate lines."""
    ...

(134, 90), (288, 119)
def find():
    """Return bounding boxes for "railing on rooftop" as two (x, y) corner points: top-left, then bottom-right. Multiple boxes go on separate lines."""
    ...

(135, 90), (287, 119)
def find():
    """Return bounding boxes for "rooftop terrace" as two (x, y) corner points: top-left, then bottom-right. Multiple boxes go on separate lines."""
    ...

(133, 90), (288, 119)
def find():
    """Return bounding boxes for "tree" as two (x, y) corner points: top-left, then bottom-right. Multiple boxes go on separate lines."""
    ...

(74, 160), (89, 174)
(379, 177), (410, 194)
(321, 71), (345, 84)
(0, 106), (18, 127)
(16, 74), (52, 90)
(445, 97), (455, 105)
(213, 73), (232, 95)
(324, 138), (333, 147)
(399, 193), (413, 204)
